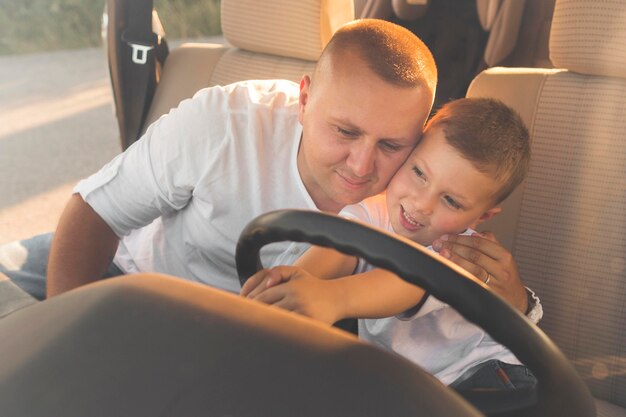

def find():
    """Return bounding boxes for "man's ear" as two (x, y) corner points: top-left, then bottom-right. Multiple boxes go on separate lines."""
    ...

(298, 75), (311, 124)
(474, 206), (502, 226)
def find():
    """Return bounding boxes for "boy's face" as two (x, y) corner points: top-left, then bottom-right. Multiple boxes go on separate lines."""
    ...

(386, 126), (502, 246)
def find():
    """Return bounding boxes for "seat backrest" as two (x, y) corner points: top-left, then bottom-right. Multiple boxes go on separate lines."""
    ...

(0, 274), (482, 417)
(468, 0), (626, 414)
(143, 0), (354, 130)
(496, 0), (555, 68)
(357, 0), (393, 19)
(476, 0), (556, 68)
(476, 0), (526, 67)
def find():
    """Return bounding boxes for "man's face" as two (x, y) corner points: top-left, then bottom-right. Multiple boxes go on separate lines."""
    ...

(297, 51), (432, 213)
(386, 126), (502, 246)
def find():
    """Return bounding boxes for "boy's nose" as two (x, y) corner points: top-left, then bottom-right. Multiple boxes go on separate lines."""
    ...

(413, 195), (434, 216)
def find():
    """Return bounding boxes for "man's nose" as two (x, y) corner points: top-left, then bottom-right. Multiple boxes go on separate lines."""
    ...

(346, 143), (376, 178)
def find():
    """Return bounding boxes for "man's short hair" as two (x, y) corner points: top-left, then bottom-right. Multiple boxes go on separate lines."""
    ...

(319, 19), (437, 95)
(426, 98), (531, 204)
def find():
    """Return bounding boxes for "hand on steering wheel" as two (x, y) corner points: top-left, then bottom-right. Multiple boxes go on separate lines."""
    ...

(241, 266), (341, 325)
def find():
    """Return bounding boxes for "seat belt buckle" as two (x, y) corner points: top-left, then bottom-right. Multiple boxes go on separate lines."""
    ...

(128, 43), (154, 64)
(121, 29), (158, 65)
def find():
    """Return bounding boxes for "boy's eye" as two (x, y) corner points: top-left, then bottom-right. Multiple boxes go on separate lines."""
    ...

(444, 195), (462, 210)
(412, 166), (425, 178)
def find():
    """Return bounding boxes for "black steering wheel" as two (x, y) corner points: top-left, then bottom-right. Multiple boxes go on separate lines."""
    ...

(236, 210), (595, 417)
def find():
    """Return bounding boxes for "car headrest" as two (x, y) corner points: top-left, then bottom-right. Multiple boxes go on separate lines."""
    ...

(221, 0), (355, 62)
(476, 0), (526, 67)
(549, 0), (626, 78)
(392, 0), (429, 21)
(476, 0), (500, 30)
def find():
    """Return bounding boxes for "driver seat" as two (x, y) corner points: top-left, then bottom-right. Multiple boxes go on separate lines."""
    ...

(468, 0), (626, 415)
(0, 274), (482, 417)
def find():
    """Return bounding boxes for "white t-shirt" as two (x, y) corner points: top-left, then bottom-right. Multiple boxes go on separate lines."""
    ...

(75, 80), (314, 293)
(340, 194), (521, 385)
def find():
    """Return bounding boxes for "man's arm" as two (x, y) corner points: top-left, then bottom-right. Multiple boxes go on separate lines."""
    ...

(47, 194), (120, 297)
(432, 231), (529, 314)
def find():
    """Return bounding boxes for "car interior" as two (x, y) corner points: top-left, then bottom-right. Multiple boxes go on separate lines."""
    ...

(0, 0), (624, 416)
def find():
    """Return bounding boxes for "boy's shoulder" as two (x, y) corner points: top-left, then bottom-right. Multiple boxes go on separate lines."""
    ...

(340, 194), (389, 229)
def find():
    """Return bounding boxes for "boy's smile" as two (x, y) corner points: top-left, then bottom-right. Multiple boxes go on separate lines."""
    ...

(399, 205), (426, 231)
(386, 126), (502, 246)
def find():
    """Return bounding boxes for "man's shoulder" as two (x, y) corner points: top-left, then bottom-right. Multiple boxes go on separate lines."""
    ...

(196, 79), (300, 104)
(179, 80), (300, 119)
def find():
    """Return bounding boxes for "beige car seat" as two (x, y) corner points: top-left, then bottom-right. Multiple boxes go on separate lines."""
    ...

(475, 0), (555, 68)
(356, 0), (393, 19)
(469, 0), (626, 415)
(142, 0), (355, 132)
(476, 0), (527, 67)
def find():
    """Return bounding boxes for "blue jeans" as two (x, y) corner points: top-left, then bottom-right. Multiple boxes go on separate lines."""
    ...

(0, 233), (123, 314)
(451, 359), (537, 390)
(451, 360), (538, 414)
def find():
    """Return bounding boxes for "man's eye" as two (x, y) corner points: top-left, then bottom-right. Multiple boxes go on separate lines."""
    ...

(380, 141), (402, 152)
(337, 127), (356, 137)
(444, 195), (462, 210)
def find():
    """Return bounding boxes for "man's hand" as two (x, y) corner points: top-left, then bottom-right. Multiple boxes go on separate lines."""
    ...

(240, 266), (342, 325)
(432, 232), (528, 314)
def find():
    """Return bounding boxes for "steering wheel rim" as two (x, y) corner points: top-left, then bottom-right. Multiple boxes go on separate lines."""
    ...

(236, 209), (595, 417)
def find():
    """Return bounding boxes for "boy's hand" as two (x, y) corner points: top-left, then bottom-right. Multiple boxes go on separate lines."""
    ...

(240, 268), (291, 298)
(241, 266), (342, 325)
(432, 232), (528, 314)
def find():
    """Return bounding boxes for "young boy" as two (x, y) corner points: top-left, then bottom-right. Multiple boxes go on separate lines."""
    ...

(241, 97), (538, 392)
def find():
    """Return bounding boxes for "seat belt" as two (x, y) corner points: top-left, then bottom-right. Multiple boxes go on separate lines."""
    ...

(111, 0), (168, 149)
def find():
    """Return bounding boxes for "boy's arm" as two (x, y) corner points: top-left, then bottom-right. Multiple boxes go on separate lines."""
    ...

(242, 246), (426, 324)
(240, 245), (356, 297)
(295, 245), (358, 279)
(297, 246), (427, 317)
(328, 269), (426, 319)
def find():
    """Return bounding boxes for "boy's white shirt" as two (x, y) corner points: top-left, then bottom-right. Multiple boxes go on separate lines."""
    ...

(340, 193), (521, 385)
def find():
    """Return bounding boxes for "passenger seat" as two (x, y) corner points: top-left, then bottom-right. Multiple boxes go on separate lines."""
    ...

(142, 0), (354, 133)
(468, 0), (626, 415)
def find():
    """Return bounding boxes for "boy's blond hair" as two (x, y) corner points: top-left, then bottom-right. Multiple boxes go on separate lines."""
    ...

(426, 98), (530, 204)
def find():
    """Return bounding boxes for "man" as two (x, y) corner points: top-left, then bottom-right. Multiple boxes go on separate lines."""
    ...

(0, 19), (531, 315)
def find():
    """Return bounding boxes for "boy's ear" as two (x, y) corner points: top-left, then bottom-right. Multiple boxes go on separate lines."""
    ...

(475, 206), (502, 226)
